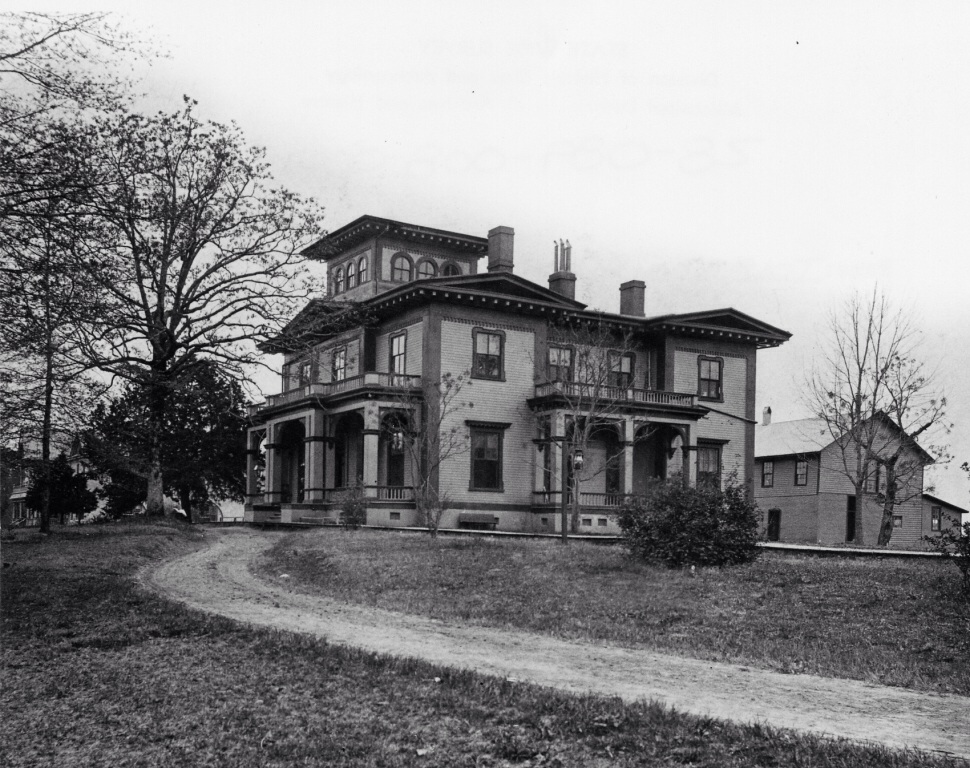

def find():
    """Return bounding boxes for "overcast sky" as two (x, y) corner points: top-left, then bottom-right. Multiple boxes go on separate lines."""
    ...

(39, 1), (970, 508)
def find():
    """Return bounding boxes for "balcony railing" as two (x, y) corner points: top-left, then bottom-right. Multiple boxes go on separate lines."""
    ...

(259, 373), (423, 411)
(533, 381), (698, 408)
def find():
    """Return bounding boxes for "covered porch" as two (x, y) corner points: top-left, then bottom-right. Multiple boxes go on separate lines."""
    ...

(245, 403), (421, 525)
(531, 411), (700, 519)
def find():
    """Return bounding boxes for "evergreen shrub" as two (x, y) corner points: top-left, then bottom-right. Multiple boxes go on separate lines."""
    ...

(617, 478), (761, 567)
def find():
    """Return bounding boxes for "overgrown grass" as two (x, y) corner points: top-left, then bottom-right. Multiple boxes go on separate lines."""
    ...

(2, 524), (962, 767)
(260, 529), (970, 696)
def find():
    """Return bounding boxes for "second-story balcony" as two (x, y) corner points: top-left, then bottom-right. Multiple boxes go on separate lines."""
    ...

(250, 372), (423, 417)
(528, 381), (705, 416)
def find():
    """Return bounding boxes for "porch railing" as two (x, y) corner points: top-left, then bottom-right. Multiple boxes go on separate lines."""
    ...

(320, 486), (416, 502)
(533, 382), (698, 408)
(261, 373), (423, 410)
(532, 490), (641, 509)
(377, 486), (415, 501)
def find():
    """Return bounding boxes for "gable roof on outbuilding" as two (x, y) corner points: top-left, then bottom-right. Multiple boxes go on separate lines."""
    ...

(755, 413), (935, 465)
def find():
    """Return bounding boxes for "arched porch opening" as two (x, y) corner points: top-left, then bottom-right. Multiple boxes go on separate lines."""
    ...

(632, 422), (687, 495)
(277, 420), (306, 503)
(333, 412), (364, 489)
(379, 411), (414, 490)
(578, 421), (625, 505)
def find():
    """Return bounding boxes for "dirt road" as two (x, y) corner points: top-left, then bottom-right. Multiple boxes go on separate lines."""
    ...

(143, 528), (970, 760)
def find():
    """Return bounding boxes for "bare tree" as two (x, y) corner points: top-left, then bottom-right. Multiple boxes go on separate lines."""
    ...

(0, 12), (147, 219)
(73, 100), (324, 515)
(387, 372), (470, 537)
(805, 290), (949, 545)
(536, 318), (656, 539)
(0, 189), (105, 532)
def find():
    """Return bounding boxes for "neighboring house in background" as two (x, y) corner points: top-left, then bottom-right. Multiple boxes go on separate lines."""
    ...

(6, 443), (36, 527)
(244, 214), (790, 532)
(754, 410), (938, 547)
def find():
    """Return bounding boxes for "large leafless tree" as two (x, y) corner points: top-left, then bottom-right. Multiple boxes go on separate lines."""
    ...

(805, 290), (949, 546)
(75, 100), (324, 515)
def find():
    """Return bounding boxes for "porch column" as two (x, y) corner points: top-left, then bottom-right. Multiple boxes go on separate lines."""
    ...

(362, 408), (380, 499)
(622, 417), (635, 495)
(263, 422), (281, 504)
(683, 424), (697, 486)
(245, 428), (264, 502)
(305, 410), (326, 502)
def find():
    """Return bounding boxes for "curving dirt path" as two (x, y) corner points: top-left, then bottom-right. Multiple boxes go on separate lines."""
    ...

(143, 528), (970, 760)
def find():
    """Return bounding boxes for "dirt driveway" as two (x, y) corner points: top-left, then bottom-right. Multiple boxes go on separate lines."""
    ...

(144, 528), (970, 760)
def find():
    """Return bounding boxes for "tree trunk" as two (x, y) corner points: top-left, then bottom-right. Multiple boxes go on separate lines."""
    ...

(854, 488), (864, 545)
(876, 460), (898, 546)
(145, 367), (169, 516)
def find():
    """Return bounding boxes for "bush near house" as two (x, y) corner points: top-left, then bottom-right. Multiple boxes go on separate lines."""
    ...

(618, 478), (761, 567)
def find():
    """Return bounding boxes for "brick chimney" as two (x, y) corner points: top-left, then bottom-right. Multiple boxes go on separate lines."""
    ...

(619, 280), (645, 317)
(548, 239), (576, 300)
(762, 406), (772, 426)
(487, 226), (514, 273)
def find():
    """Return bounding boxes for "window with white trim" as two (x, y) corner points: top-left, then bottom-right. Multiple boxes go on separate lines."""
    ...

(472, 329), (504, 380)
(761, 460), (774, 488)
(391, 254), (412, 282)
(470, 428), (503, 491)
(698, 356), (723, 400)
(548, 345), (572, 382)
(332, 347), (347, 381)
(390, 333), (406, 374)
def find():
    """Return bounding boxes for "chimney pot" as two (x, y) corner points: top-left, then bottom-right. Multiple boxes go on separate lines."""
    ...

(762, 406), (772, 426)
(487, 226), (514, 273)
(548, 237), (576, 299)
(619, 280), (645, 317)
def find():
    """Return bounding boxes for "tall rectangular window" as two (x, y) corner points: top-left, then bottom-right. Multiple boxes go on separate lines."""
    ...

(609, 352), (634, 388)
(697, 444), (721, 488)
(298, 360), (311, 387)
(794, 459), (808, 486)
(470, 428), (503, 490)
(390, 333), (406, 374)
(698, 357), (723, 400)
(472, 329), (504, 380)
(761, 460), (774, 488)
(865, 464), (883, 494)
(931, 505), (942, 532)
(331, 347), (347, 381)
(548, 346), (572, 382)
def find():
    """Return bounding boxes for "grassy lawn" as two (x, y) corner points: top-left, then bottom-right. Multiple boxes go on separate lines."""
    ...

(1, 524), (962, 767)
(260, 529), (970, 696)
